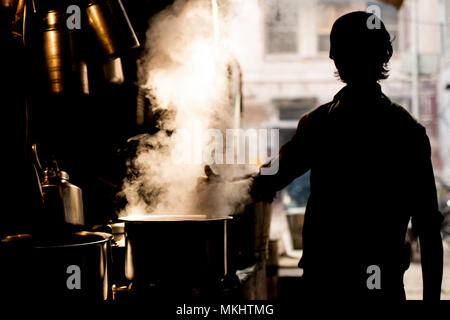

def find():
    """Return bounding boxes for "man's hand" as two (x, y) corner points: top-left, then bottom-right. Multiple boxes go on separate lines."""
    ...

(204, 165), (222, 182)
(196, 165), (224, 193)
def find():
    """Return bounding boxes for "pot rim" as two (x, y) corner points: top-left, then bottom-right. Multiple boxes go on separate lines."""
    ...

(119, 214), (233, 223)
(35, 231), (112, 249)
(1, 231), (112, 249)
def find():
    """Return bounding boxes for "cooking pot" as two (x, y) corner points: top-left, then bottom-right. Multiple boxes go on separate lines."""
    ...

(120, 215), (230, 290)
(0, 231), (112, 302)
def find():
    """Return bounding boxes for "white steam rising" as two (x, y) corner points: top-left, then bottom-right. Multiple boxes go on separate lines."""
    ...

(119, 0), (253, 218)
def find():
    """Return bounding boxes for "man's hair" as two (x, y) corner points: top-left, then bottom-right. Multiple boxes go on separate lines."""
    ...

(329, 11), (393, 83)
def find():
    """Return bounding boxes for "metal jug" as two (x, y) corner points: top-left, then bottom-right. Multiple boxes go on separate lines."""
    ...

(40, 168), (85, 227)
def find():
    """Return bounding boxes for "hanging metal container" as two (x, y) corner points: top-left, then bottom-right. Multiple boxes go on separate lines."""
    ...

(40, 9), (89, 95)
(103, 57), (124, 84)
(41, 9), (66, 93)
(85, 0), (139, 59)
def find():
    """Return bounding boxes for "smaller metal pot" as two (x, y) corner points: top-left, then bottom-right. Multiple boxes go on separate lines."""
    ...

(0, 231), (112, 302)
(228, 201), (272, 270)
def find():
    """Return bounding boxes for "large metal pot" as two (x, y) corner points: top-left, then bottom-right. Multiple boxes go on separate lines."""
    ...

(120, 215), (230, 290)
(0, 231), (112, 302)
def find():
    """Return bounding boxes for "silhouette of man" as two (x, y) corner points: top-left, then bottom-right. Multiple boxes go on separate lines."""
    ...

(206, 11), (444, 300)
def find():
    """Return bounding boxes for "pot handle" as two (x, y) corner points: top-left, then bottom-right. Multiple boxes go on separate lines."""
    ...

(31, 143), (44, 203)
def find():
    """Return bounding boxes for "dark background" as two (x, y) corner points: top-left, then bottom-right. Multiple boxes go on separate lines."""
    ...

(0, 0), (176, 235)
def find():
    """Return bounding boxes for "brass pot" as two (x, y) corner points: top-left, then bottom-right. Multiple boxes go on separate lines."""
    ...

(41, 9), (89, 95)
(85, 0), (139, 59)
(41, 10), (66, 93)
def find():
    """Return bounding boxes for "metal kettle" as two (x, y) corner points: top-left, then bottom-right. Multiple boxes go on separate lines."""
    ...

(32, 144), (85, 228)
(40, 167), (85, 227)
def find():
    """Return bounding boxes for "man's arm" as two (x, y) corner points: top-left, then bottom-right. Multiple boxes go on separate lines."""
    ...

(250, 113), (312, 202)
(411, 129), (444, 300)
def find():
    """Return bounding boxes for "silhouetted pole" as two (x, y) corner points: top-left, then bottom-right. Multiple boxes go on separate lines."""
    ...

(411, 0), (420, 120)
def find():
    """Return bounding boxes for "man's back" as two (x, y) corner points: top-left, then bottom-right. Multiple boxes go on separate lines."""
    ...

(299, 83), (428, 298)
(245, 11), (444, 300)
(251, 82), (442, 299)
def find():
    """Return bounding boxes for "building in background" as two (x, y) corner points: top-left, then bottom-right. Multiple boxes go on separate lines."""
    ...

(439, 0), (450, 185)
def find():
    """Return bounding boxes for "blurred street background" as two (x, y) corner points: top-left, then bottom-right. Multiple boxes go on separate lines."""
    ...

(403, 241), (450, 299)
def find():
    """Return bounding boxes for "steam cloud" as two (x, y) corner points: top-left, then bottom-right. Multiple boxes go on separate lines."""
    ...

(119, 0), (254, 218)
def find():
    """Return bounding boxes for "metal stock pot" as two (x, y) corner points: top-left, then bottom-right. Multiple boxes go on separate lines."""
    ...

(120, 215), (231, 289)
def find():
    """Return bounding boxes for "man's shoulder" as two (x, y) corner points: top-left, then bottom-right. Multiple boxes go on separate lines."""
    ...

(297, 95), (426, 139)
(384, 97), (426, 133)
(300, 101), (335, 122)
(307, 96), (424, 128)
(294, 101), (334, 133)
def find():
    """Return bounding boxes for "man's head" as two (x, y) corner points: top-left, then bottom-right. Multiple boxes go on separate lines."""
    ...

(330, 11), (393, 84)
